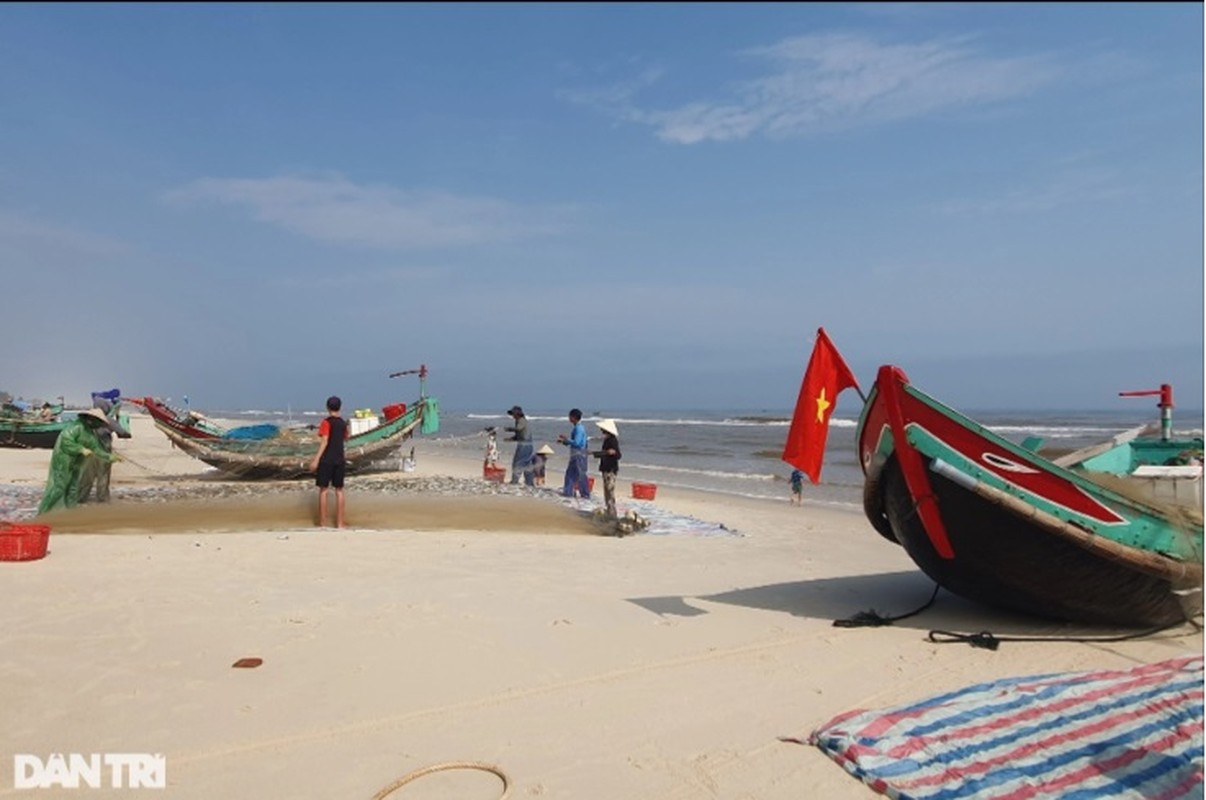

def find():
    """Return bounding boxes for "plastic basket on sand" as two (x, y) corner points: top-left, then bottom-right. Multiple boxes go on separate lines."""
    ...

(631, 482), (658, 500)
(0, 522), (51, 562)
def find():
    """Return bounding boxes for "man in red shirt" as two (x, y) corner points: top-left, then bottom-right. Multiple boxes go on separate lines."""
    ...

(309, 395), (350, 528)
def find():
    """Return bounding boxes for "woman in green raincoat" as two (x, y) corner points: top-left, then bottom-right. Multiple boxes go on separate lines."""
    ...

(37, 409), (122, 515)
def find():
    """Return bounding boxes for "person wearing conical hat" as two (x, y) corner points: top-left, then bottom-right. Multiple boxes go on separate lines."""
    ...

(532, 443), (555, 487)
(38, 408), (124, 515)
(592, 419), (622, 518)
(77, 393), (132, 504)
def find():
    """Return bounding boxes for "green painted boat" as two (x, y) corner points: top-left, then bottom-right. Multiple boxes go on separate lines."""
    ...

(0, 403), (70, 449)
(1048, 384), (1203, 512)
(154, 396), (439, 479)
(858, 365), (1203, 627)
(143, 366), (441, 480)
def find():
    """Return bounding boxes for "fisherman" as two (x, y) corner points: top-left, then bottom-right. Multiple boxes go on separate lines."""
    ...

(557, 408), (591, 499)
(503, 405), (535, 486)
(38, 408), (125, 515)
(77, 393), (132, 504)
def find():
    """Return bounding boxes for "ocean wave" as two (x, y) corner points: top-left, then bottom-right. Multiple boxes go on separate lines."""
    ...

(625, 462), (779, 482)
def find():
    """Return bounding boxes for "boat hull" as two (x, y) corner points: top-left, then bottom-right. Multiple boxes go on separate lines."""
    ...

(880, 458), (1196, 626)
(150, 399), (432, 480)
(857, 365), (1203, 627)
(129, 397), (224, 440)
(0, 422), (68, 449)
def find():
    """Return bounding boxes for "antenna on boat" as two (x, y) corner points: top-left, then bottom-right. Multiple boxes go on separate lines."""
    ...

(1118, 384), (1174, 442)
(388, 364), (428, 399)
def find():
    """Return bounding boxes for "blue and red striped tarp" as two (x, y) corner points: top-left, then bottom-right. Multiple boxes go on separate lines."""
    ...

(810, 656), (1203, 799)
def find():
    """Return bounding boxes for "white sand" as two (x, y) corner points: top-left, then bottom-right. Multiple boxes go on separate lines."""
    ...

(0, 415), (1200, 798)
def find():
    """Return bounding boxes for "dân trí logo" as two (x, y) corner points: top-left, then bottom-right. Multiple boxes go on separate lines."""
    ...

(13, 754), (166, 790)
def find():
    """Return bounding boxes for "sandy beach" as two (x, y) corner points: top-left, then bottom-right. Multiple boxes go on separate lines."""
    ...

(1, 413), (1201, 799)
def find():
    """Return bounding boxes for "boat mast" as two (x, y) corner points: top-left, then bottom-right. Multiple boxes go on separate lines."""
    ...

(388, 364), (429, 400)
(1118, 384), (1174, 442)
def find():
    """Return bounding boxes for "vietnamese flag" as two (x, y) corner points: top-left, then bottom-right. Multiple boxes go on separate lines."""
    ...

(782, 327), (861, 484)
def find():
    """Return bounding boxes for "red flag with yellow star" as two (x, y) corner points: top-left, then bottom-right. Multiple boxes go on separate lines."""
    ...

(782, 328), (860, 484)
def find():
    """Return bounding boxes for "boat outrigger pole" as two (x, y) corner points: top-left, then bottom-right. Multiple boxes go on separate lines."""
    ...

(389, 364), (429, 399)
(1119, 383), (1174, 442)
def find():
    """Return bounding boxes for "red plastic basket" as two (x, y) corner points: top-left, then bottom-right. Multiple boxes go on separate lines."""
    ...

(631, 482), (658, 501)
(0, 522), (51, 562)
(483, 465), (507, 483)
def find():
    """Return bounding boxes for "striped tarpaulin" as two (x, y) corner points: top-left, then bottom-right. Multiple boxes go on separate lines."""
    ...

(810, 656), (1203, 799)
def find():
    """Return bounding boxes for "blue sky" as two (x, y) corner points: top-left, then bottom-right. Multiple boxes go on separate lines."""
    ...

(2, 3), (1202, 414)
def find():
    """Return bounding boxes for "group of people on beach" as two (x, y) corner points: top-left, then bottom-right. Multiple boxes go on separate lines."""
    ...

(496, 406), (623, 518)
(306, 397), (624, 528)
(35, 391), (628, 530)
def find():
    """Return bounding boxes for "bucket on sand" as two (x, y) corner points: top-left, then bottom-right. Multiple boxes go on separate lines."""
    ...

(0, 522), (51, 562)
(483, 465), (507, 483)
(631, 482), (657, 501)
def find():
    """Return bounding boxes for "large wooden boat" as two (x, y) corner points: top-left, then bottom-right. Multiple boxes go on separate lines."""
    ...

(132, 366), (440, 480)
(857, 365), (1203, 627)
(153, 398), (435, 479)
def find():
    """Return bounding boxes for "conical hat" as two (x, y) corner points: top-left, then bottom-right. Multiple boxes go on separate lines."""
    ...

(597, 419), (618, 436)
(78, 408), (110, 425)
(536, 444), (555, 455)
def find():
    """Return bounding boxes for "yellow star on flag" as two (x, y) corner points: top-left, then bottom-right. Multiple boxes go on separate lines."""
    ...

(814, 387), (831, 423)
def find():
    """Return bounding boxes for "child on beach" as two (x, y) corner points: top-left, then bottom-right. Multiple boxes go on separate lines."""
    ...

(309, 395), (349, 528)
(483, 427), (500, 468)
(533, 444), (554, 486)
(790, 469), (804, 505)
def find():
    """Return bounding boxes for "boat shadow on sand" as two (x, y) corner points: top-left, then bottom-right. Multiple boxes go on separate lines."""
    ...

(628, 569), (1203, 640)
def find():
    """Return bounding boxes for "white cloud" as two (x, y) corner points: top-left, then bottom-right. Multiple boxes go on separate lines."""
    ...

(934, 167), (1132, 215)
(165, 174), (575, 250)
(0, 211), (135, 258)
(574, 32), (1060, 144)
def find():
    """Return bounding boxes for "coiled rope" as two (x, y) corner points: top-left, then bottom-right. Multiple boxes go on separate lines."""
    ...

(371, 761), (510, 799)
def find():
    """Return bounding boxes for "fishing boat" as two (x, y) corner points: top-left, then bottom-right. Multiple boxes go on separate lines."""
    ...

(857, 365), (1203, 627)
(1050, 384), (1203, 512)
(134, 366), (441, 480)
(0, 401), (71, 449)
(127, 396), (273, 441)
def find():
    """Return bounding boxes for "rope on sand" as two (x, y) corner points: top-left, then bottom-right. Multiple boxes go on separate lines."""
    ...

(371, 761), (510, 799)
(111, 453), (171, 476)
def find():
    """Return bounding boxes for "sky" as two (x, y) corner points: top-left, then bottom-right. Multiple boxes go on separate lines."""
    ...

(2, 3), (1202, 415)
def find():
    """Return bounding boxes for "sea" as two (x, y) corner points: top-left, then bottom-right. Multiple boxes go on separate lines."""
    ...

(213, 405), (1205, 512)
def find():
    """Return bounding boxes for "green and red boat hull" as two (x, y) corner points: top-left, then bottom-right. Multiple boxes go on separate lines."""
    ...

(857, 366), (1203, 626)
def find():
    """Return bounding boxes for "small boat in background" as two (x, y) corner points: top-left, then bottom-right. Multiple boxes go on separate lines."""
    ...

(1051, 384), (1203, 512)
(857, 365), (1203, 627)
(0, 400), (71, 449)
